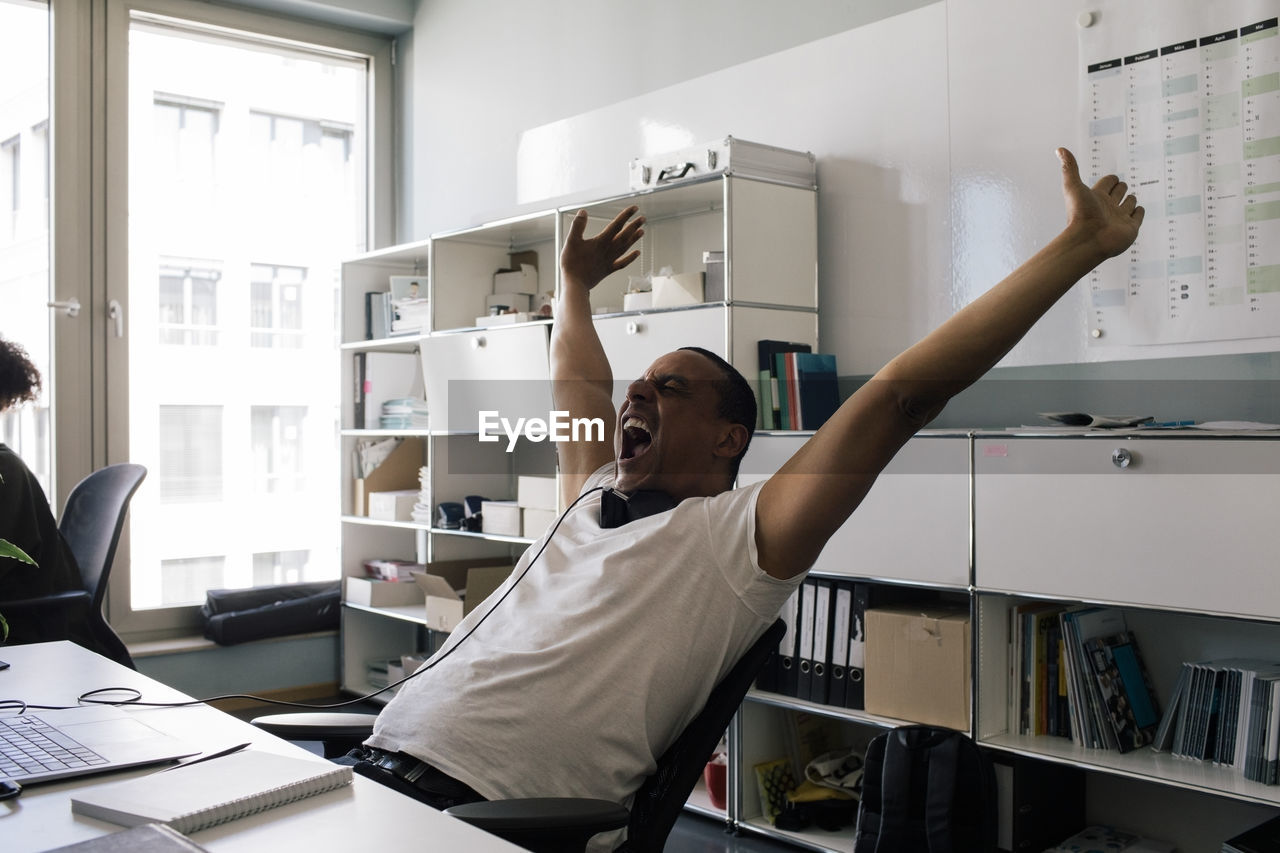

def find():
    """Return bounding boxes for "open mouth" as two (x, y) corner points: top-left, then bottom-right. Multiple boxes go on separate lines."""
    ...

(619, 416), (653, 461)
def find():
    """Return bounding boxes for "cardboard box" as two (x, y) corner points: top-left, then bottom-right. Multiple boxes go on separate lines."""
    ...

(493, 263), (537, 295)
(864, 604), (971, 729)
(522, 507), (558, 539)
(481, 500), (522, 536)
(353, 437), (424, 516)
(412, 560), (514, 632)
(368, 489), (419, 521)
(345, 576), (425, 608)
(517, 475), (558, 511)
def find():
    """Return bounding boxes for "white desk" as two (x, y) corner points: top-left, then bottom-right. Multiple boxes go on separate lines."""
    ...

(0, 641), (524, 852)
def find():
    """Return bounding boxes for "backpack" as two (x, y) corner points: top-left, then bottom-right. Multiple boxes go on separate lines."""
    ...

(853, 725), (998, 853)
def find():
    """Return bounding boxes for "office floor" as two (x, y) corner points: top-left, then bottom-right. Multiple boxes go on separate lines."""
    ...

(664, 814), (806, 852)
(231, 702), (811, 853)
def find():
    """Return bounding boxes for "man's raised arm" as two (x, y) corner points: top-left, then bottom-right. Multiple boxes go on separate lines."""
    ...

(755, 148), (1146, 579)
(551, 206), (645, 504)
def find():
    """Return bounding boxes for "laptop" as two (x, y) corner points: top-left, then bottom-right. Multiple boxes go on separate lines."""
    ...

(0, 705), (198, 785)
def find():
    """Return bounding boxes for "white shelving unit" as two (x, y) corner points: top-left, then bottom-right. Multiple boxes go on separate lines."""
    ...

(727, 431), (1280, 853)
(336, 165), (820, 705)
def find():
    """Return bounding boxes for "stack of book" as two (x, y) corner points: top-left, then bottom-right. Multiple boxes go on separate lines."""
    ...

(390, 295), (430, 335)
(756, 340), (840, 430)
(1010, 603), (1070, 739)
(1011, 605), (1160, 753)
(411, 465), (432, 524)
(1154, 658), (1280, 784)
(379, 396), (428, 429)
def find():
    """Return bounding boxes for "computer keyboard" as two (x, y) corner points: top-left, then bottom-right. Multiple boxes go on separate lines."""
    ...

(0, 715), (108, 775)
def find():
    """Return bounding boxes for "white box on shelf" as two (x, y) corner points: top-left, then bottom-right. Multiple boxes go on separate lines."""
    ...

(486, 292), (531, 313)
(480, 500), (522, 536)
(650, 272), (704, 308)
(517, 475), (558, 510)
(623, 291), (653, 311)
(345, 576), (426, 608)
(522, 507), (558, 539)
(474, 311), (532, 328)
(367, 489), (419, 521)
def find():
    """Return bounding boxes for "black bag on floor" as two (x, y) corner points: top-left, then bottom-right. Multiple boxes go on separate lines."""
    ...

(201, 581), (340, 645)
(853, 725), (997, 853)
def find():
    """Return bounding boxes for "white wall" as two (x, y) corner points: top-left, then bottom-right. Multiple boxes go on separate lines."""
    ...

(402, 0), (1280, 421)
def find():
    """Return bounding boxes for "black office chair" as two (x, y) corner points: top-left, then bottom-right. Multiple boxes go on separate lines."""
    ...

(253, 617), (787, 853)
(0, 463), (146, 668)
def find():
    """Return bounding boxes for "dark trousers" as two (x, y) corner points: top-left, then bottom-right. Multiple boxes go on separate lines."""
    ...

(336, 746), (487, 811)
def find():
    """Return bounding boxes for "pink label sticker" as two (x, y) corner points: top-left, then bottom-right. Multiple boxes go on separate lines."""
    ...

(983, 444), (1008, 457)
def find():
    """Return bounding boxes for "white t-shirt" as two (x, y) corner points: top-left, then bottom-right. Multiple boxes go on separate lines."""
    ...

(367, 462), (802, 813)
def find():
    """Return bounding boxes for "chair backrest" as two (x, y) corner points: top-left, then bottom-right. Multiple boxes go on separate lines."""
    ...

(624, 617), (786, 852)
(59, 463), (146, 610)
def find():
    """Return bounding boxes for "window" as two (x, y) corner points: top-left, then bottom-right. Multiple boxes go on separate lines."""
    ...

(249, 264), (305, 348)
(2, 135), (19, 214)
(250, 404), (306, 493)
(158, 262), (220, 345)
(31, 120), (48, 202)
(160, 555), (225, 607)
(253, 549), (310, 586)
(158, 405), (222, 502)
(153, 95), (219, 199)
(106, 3), (387, 634)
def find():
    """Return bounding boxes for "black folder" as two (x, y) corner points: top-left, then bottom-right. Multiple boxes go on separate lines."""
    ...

(796, 579), (817, 701)
(775, 588), (800, 697)
(827, 580), (853, 707)
(807, 578), (834, 705)
(844, 581), (871, 710)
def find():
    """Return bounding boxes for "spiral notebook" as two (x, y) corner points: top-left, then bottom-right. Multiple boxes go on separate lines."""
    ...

(70, 750), (353, 834)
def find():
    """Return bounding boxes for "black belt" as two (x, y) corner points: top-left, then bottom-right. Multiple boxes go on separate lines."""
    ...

(355, 746), (484, 803)
(362, 747), (433, 782)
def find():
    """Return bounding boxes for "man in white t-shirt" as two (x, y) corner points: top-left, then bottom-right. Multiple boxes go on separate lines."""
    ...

(348, 149), (1144, 833)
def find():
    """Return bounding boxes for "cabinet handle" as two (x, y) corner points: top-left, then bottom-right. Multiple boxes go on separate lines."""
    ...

(1112, 447), (1133, 469)
(656, 162), (694, 184)
(625, 321), (642, 336)
(471, 336), (486, 350)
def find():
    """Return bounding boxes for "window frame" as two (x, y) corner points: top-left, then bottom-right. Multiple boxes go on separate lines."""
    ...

(52, 0), (394, 639)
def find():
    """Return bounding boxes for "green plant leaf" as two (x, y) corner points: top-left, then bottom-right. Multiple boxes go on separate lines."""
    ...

(0, 539), (36, 565)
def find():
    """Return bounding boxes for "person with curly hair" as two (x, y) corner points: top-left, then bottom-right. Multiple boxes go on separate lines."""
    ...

(0, 336), (93, 648)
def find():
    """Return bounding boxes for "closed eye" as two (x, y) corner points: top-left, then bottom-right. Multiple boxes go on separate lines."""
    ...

(650, 373), (690, 394)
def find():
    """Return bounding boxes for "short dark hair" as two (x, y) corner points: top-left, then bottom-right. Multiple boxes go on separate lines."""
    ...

(678, 346), (756, 476)
(0, 337), (41, 412)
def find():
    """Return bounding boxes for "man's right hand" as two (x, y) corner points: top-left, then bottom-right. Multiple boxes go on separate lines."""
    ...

(560, 206), (645, 291)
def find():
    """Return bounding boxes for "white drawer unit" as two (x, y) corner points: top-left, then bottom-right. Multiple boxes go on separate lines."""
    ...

(974, 435), (1280, 620)
(420, 323), (552, 434)
(741, 432), (971, 589)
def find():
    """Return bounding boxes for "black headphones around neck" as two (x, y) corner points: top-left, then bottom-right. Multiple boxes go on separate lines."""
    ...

(598, 487), (677, 528)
